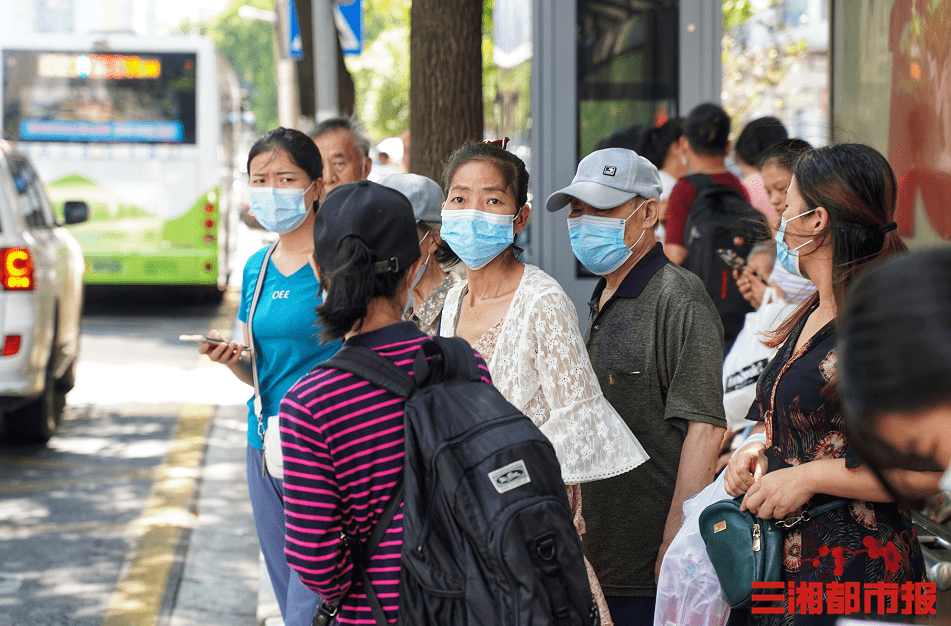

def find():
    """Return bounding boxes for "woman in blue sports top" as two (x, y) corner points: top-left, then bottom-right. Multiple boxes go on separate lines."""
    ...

(198, 127), (342, 626)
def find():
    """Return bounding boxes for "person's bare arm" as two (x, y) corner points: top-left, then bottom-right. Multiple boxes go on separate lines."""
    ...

(742, 460), (941, 520)
(200, 323), (253, 386)
(655, 420), (724, 581)
(664, 243), (687, 265)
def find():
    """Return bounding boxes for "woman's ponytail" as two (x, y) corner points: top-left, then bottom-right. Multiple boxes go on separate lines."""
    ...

(316, 237), (407, 343)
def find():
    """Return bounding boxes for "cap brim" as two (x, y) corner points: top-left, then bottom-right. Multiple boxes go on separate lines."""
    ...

(545, 181), (637, 212)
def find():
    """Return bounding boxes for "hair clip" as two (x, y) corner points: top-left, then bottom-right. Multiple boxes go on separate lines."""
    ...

(482, 137), (510, 150)
(879, 222), (897, 234)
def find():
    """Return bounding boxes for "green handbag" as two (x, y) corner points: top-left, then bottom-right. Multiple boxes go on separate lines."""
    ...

(699, 495), (783, 609)
(699, 495), (849, 609)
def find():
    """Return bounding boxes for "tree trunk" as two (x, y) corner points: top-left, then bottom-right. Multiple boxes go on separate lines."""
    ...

(409, 0), (483, 182)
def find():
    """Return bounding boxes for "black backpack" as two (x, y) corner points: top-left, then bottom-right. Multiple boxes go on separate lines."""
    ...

(681, 173), (769, 339)
(315, 337), (598, 626)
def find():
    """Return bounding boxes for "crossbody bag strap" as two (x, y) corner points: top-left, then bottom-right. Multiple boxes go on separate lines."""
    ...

(248, 243), (278, 438)
(777, 498), (849, 529)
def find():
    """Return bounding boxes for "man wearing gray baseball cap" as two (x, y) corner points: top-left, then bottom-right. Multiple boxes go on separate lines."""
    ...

(379, 173), (459, 335)
(546, 147), (727, 625)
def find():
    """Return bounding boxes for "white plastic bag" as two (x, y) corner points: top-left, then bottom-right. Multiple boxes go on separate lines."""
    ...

(654, 434), (769, 626)
(722, 288), (796, 431)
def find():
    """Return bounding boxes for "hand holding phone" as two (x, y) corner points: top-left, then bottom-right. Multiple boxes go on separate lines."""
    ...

(180, 334), (249, 353)
(717, 249), (769, 285)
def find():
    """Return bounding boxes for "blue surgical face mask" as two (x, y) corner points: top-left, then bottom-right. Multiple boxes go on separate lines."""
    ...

(404, 231), (430, 317)
(411, 231), (431, 292)
(440, 208), (517, 270)
(249, 182), (315, 233)
(775, 208), (817, 278)
(567, 200), (648, 275)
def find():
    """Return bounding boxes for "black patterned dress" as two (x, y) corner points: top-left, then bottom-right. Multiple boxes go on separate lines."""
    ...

(742, 306), (924, 625)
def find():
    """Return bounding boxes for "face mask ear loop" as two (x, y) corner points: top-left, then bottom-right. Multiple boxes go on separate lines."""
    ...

(791, 238), (814, 253)
(786, 208), (819, 252)
(411, 229), (431, 292)
(624, 199), (649, 252)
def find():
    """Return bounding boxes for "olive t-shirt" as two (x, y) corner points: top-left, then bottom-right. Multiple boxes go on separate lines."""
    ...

(582, 243), (727, 596)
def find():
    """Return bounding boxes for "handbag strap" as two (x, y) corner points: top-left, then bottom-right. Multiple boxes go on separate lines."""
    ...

(776, 498), (848, 529)
(248, 242), (278, 435)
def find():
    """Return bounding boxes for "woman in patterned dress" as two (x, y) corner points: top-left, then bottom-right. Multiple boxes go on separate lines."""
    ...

(436, 140), (650, 625)
(723, 143), (940, 625)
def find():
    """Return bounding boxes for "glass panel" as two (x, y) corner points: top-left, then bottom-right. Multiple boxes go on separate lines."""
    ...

(832, 0), (951, 245)
(722, 0), (831, 146)
(8, 158), (51, 228)
(491, 0), (532, 251)
(577, 0), (679, 159)
(2, 50), (198, 144)
(576, 0), (678, 277)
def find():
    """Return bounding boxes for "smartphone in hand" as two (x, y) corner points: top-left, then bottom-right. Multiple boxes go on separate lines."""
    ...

(717, 249), (769, 284)
(179, 335), (249, 352)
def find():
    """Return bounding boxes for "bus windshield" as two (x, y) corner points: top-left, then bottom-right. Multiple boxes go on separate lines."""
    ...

(2, 50), (197, 144)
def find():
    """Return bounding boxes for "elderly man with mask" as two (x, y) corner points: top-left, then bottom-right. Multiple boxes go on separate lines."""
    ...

(308, 117), (373, 199)
(546, 148), (726, 625)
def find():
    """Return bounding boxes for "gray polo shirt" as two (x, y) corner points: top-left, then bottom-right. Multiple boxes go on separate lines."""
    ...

(582, 243), (726, 597)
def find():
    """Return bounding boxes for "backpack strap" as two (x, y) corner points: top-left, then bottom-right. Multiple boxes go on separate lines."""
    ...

(348, 477), (405, 626)
(685, 172), (717, 194)
(311, 344), (411, 626)
(412, 336), (483, 385)
(313, 478), (405, 626)
(319, 345), (417, 398)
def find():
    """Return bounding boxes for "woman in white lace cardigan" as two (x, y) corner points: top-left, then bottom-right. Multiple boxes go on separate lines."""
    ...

(435, 140), (649, 625)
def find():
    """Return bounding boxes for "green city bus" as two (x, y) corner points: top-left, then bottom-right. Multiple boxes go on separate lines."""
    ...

(1, 34), (245, 299)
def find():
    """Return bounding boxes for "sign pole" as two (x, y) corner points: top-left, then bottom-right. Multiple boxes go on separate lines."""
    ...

(312, 0), (339, 122)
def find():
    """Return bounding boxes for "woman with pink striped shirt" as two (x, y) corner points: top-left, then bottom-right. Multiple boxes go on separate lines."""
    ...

(279, 180), (490, 625)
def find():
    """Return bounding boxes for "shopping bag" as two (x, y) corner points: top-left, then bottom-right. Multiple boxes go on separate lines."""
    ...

(654, 434), (767, 626)
(655, 468), (732, 625)
(722, 288), (796, 431)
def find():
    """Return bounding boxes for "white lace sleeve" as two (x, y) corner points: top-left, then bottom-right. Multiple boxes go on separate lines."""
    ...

(523, 271), (648, 483)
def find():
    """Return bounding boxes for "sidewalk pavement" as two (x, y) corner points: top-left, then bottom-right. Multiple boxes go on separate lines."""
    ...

(163, 402), (284, 626)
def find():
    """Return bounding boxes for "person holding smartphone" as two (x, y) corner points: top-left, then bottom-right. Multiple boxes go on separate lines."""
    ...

(197, 127), (342, 626)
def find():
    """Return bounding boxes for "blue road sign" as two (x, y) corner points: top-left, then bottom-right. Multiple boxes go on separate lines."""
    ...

(334, 0), (363, 56)
(288, 0), (303, 59)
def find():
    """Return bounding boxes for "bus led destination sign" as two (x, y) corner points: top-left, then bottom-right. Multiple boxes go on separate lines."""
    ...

(38, 53), (162, 79)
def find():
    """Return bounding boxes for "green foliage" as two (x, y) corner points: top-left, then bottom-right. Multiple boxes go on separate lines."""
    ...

(347, 25), (411, 141)
(345, 0), (411, 142)
(721, 0), (809, 131)
(723, 0), (754, 30)
(347, 0), (494, 144)
(182, 0), (278, 134)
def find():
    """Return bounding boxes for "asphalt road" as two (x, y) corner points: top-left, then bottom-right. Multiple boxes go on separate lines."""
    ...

(0, 287), (261, 626)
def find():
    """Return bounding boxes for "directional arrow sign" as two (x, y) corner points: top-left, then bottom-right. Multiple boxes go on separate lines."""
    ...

(334, 0), (363, 55)
(288, 0), (303, 59)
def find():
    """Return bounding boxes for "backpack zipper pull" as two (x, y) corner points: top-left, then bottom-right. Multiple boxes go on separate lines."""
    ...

(752, 523), (762, 552)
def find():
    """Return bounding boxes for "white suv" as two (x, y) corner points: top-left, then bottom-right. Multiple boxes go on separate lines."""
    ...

(0, 140), (87, 442)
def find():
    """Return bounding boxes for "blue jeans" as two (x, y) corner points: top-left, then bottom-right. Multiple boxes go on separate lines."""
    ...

(247, 445), (322, 626)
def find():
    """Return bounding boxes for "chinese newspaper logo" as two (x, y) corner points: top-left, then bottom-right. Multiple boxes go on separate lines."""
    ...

(751, 581), (937, 615)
